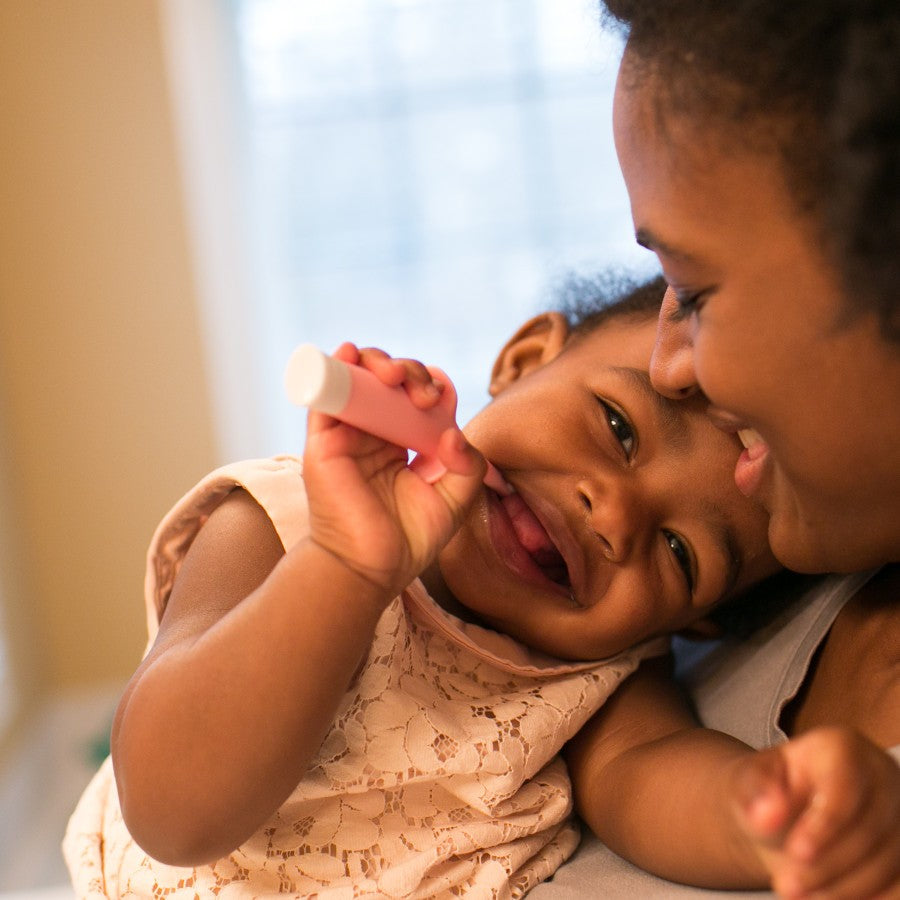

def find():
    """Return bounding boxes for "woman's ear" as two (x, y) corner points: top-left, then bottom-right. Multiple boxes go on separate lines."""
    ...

(489, 312), (570, 397)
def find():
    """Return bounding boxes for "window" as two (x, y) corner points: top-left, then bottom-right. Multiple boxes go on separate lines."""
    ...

(0, 607), (11, 737)
(162, 0), (654, 460)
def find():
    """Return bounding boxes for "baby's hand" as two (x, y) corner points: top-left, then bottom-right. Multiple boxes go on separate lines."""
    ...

(730, 727), (900, 898)
(302, 342), (486, 597)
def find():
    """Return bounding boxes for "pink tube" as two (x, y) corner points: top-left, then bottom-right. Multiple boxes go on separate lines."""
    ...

(285, 344), (510, 493)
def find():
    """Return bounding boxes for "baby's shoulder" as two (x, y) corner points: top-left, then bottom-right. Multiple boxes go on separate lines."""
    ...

(144, 456), (308, 640)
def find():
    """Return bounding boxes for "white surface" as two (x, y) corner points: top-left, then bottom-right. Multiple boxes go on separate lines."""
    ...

(0, 889), (74, 900)
(159, 0), (263, 465)
(0, 685), (121, 893)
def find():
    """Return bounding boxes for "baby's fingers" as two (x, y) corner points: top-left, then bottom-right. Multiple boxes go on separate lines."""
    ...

(333, 341), (361, 365)
(774, 731), (900, 898)
(775, 831), (900, 900)
(355, 346), (445, 409)
(782, 730), (899, 862)
(430, 428), (487, 520)
(731, 746), (796, 847)
(437, 427), (486, 479)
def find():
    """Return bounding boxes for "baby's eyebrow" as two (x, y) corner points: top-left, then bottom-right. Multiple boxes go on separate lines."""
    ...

(610, 366), (693, 454)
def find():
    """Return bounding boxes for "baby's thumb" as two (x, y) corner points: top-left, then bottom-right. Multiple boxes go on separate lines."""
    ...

(730, 747), (797, 849)
(437, 428), (487, 480)
(433, 428), (488, 515)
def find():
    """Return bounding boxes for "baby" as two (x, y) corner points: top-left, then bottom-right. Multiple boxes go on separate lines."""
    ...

(65, 274), (781, 897)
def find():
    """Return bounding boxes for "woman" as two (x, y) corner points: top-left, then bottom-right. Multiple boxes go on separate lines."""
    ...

(532, 3), (899, 897)
(611, 4), (900, 576)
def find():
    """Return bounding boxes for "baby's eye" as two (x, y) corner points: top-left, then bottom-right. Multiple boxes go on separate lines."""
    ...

(663, 529), (695, 593)
(598, 399), (635, 459)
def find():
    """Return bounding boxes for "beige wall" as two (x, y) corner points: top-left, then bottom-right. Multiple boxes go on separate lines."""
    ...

(0, 0), (218, 735)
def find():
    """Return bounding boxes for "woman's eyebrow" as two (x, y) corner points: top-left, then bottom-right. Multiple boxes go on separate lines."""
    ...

(610, 366), (693, 454)
(635, 227), (698, 263)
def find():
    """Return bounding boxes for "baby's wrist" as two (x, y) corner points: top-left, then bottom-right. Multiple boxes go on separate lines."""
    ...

(299, 537), (399, 613)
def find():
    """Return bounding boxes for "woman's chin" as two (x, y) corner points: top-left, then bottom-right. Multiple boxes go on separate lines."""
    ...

(767, 505), (878, 574)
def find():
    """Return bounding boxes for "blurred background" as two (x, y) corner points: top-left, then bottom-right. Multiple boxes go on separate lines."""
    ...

(0, 0), (652, 893)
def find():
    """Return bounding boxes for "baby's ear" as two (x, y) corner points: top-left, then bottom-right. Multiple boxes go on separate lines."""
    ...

(489, 312), (570, 396)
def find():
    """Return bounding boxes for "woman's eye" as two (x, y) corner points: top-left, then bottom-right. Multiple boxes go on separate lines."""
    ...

(671, 289), (705, 322)
(598, 399), (635, 459)
(663, 530), (695, 593)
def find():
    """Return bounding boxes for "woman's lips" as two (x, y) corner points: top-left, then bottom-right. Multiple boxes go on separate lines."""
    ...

(734, 427), (770, 497)
(706, 408), (772, 500)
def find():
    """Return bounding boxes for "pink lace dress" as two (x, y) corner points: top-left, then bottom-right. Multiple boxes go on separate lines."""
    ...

(64, 457), (661, 898)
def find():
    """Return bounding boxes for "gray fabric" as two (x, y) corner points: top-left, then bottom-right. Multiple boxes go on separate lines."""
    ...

(684, 571), (877, 749)
(528, 833), (772, 899)
(530, 570), (894, 897)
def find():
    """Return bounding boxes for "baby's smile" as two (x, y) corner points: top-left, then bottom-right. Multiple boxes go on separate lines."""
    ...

(500, 491), (571, 588)
(481, 485), (576, 603)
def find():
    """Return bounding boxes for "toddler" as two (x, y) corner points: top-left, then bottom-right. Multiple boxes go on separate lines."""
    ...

(64, 274), (781, 897)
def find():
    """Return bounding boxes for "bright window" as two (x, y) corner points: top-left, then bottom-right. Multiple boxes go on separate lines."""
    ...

(163, 0), (654, 459)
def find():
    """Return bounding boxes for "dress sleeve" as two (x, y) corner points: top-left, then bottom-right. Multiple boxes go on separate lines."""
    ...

(142, 455), (309, 645)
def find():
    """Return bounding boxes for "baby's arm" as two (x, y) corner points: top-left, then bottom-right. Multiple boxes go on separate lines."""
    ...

(112, 344), (485, 867)
(112, 490), (391, 865)
(566, 661), (900, 897)
(566, 658), (769, 889)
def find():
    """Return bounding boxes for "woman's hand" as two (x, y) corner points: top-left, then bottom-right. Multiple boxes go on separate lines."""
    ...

(302, 342), (486, 597)
(731, 727), (900, 898)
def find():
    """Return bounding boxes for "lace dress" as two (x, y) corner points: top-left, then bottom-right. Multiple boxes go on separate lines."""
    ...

(64, 457), (662, 898)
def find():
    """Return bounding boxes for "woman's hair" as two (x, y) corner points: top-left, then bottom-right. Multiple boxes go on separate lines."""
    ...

(599, 0), (900, 342)
(552, 270), (667, 336)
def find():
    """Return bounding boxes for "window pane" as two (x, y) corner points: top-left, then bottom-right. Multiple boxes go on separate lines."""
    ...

(231, 0), (656, 452)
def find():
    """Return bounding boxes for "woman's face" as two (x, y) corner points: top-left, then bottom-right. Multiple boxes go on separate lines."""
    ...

(613, 66), (900, 573)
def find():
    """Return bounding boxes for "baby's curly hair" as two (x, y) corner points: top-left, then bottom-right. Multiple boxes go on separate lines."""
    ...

(552, 270), (667, 338)
(600, 0), (900, 342)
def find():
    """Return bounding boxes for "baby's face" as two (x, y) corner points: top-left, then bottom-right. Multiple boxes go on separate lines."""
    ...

(432, 314), (780, 661)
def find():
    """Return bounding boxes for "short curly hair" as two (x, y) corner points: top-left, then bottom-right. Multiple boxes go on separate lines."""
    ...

(549, 270), (667, 338)
(600, 0), (900, 342)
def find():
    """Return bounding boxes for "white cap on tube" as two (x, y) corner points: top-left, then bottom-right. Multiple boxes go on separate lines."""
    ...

(284, 344), (352, 416)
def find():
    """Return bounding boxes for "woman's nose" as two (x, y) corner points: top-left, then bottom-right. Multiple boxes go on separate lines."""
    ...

(649, 289), (700, 399)
(578, 476), (646, 563)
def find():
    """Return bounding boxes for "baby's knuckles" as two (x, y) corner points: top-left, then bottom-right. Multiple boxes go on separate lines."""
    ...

(773, 728), (900, 899)
(304, 462), (464, 597)
(352, 345), (448, 414)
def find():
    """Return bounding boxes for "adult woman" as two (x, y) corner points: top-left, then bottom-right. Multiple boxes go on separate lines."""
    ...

(610, 2), (900, 575)
(532, 2), (899, 897)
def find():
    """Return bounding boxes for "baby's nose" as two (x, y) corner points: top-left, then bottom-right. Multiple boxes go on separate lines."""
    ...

(577, 476), (647, 563)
